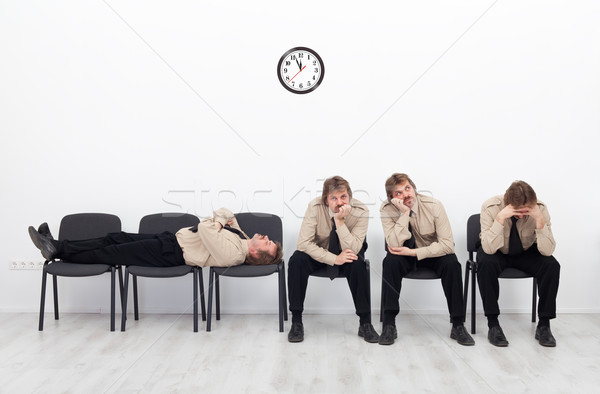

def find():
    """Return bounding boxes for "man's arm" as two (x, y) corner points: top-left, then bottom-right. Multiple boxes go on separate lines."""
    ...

(336, 204), (369, 254)
(480, 203), (505, 254)
(296, 203), (337, 266)
(380, 203), (412, 248)
(194, 219), (247, 265)
(414, 203), (455, 260)
(531, 204), (556, 256)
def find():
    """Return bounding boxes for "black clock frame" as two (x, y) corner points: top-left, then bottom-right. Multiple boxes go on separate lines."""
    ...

(277, 46), (325, 94)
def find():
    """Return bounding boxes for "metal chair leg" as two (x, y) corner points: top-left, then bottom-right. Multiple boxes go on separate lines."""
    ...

(39, 268), (48, 331)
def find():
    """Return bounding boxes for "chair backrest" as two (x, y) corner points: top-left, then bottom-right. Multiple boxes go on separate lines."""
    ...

(59, 213), (121, 241)
(466, 214), (481, 253)
(234, 212), (283, 245)
(139, 213), (200, 234)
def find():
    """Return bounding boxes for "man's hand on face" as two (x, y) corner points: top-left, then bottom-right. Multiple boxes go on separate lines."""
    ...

(496, 204), (519, 225)
(334, 203), (352, 222)
(334, 249), (358, 265)
(523, 204), (546, 229)
(391, 197), (411, 216)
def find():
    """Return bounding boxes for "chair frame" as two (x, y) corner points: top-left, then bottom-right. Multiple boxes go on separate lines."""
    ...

(120, 213), (206, 332)
(464, 213), (537, 334)
(206, 212), (287, 332)
(38, 213), (123, 332)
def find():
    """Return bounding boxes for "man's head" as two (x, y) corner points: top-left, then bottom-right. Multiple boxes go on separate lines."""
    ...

(504, 180), (538, 218)
(322, 175), (352, 213)
(385, 173), (417, 209)
(246, 234), (283, 265)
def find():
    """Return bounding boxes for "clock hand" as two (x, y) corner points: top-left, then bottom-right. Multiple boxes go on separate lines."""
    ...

(296, 59), (302, 70)
(288, 65), (306, 83)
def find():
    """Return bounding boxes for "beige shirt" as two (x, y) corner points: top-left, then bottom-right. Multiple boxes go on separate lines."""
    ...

(296, 197), (369, 266)
(480, 195), (555, 256)
(380, 194), (455, 260)
(175, 208), (249, 267)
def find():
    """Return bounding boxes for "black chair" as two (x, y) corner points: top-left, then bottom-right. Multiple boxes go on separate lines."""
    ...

(464, 213), (537, 334)
(39, 213), (123, 331)
(206, 212), (287, 332)
(120, 213), (205, 332)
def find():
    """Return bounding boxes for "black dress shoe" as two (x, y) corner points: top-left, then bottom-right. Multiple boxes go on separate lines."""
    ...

(38, 222), (54, 240)
(450, 325), (475, 346)
(288, 322), (304, 343)
(28, 226), (57, 261)
(488, 325), (509, 347)
(378, 324), (397, 345)
(358, 323), (380, 343)
(535, 326), (556, 347)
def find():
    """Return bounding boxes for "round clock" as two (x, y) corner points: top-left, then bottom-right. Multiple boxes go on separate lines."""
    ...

(277, 47), (325, 94)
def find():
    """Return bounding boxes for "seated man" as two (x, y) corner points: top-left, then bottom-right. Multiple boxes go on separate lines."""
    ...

(380, 173), (474, 346)
(287, 176), (379, 343)
(28, 208), (283, 268)
(478, 181), (560, 347)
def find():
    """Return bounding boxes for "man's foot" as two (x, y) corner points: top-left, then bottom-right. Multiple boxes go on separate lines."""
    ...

(535, 326), (556, 347)
(450, 325), (475, 346)
(378, 324), (397, 345)
(288, 322), (304, 343)
(488, 325), (509, 347)
(38, 222), (54, 240)
(28, 226), (57, 261)
(358, 323), (380, 343)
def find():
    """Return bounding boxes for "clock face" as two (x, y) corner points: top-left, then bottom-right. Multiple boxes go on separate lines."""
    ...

(277, 47), (324, 94)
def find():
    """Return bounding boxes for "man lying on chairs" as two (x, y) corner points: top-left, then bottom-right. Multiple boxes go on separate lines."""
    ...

(28, 208), (283, 269)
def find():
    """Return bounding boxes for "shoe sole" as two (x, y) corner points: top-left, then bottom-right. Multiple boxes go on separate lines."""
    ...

(451, 335), (475, 346)
(288, 337), (304, 343)
(29, 227), (53, 261)
(488, 339), (509, 347)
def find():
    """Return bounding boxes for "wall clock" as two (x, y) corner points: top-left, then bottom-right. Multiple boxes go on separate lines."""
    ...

(277, 47), (324, 94)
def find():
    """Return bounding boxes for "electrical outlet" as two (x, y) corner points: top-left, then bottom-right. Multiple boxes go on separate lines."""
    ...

(9, 260), (44, 270)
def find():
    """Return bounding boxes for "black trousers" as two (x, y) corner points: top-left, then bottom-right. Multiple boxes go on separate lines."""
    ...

(56, 232), (185, 267)
(287, 250), (372, 320)
(381, 253), (466, 323)
(476, 245), (560, 319)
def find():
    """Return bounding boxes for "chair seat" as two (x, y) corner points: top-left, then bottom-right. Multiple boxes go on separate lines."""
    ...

(128, 264), (193, 278)
(499, 267), (532, 279)
(405, 266), (440, 280)
(212, 263), (279, 278)
(46, 261), (112, 277)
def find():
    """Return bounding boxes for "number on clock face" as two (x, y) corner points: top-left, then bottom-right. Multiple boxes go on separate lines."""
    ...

(277, 47), (324, 94)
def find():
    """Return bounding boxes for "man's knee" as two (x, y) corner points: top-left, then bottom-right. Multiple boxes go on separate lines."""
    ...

(382, 253), (412, 277)
(288, 251), (313, 276)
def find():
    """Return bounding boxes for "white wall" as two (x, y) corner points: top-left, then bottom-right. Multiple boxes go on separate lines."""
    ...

(1, 1), (599, 316)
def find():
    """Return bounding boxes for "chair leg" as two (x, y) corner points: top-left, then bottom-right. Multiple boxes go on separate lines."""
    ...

(463, 262), (470, 318)
(52, 275), (59, 320)
(117, 266), (125, 313)
(199, 268), (206, 321)
(471, 262), (477, 334)
(532, 278), (538, 323)
(281, 262), (288, 321)
(207, 268), (214, 332)
(121, 268), (130, 331)
(110, 267), (115, 332)
(193, 268), (198, 333)
(215, 274), (220, 321)
(278, 263), (284, 332)
(133, 275), (139, 321)
(39, 268), (48, 331)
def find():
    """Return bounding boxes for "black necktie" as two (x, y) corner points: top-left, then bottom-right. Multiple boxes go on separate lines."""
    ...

(508, 217), (523, 256)
(405, 221), (416, 249)
(223, 225), (247, 239)
(327, 217), (341, 280)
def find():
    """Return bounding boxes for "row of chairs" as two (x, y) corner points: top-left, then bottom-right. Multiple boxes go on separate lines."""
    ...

(38, 213), (536, 334)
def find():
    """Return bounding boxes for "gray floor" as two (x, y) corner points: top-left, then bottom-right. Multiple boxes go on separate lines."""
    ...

(1, 312), (599, 393)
